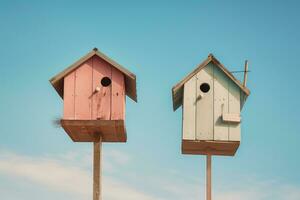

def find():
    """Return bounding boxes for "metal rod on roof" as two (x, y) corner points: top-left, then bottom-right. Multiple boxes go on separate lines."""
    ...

(230, 70), (251, 73)
(243, 60), (249, 87)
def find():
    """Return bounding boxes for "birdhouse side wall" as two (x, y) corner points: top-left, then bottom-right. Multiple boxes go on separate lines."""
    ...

(228, 79), (241, 141)
(63, 56), (125, 120)
(196, 64), (214, 140)
(213, 66), (241, 141)
(213, 65), (229, 141)
(182, 76), (196, 140)
(182, 62), (241, 143)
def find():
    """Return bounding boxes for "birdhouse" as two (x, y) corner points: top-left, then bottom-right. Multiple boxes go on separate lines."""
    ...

(172, 54), (250, 156)
(50, 48), (137, 142)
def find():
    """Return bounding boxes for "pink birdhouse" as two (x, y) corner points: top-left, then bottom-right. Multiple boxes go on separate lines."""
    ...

(50, 48), (137, 142)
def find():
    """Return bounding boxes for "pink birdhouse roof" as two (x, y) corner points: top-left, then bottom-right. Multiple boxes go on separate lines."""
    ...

(172, 54), (250, 111)
(50, 48), (137, 102)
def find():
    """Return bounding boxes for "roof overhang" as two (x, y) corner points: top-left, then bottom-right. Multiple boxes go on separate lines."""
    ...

(49, 48), (137, 102)
(172, 54), (250, 111)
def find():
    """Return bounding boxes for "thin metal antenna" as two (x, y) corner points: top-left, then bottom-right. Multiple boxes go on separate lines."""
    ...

(230, 70), (251, 73)
(243, 60), (249, 87)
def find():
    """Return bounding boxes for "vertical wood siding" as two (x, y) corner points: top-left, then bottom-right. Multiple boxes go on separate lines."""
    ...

(196, 63), (214, 140)
(182, 62), (241, 143)
(74, 59), (93, 119)
(92, 56), (112, 120)
(63, 71), (75, 119)
(183, 76), (196, 140)
(213, 66), (229, 141)
(111, 67), (125, 120)
(228, 81), (241, 141)
(63, 56), (125, 121)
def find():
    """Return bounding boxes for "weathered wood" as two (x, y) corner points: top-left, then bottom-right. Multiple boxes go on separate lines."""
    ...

(172, 54), (250, 111)
(183, 76), (196, 140)
(63, 70), (75, 119)
(228, 81), (241, 141)
(213, 65), (229, 141)
(196, 63), (214, 140)
(111, 67), (125, 120)
(222, 113), (241, 123)
(181, 140), (240, 156)
(93, 135), (102, 200)
(49, 48), (137, 102)
(74, 59), (93, 119)
(206, 155), (211, 200)
(92, 56), (112, 120)
(172, 57), (212, 111)
(60, 119), (126, 142)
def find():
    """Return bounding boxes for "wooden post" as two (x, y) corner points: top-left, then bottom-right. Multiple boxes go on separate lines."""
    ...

(243, 60), (248, 87)
(93, 135), (102, 200)
(206, 155), (212, 200)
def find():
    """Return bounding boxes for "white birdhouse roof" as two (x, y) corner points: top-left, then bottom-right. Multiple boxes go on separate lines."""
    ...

(172, 54), (250, 111)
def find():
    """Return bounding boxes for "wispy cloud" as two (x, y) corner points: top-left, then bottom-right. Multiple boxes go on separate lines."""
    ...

(0, 149), (299, 200)
(0, 149), (157, 200)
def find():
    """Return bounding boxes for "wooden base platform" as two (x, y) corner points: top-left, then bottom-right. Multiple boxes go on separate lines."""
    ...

(61, 119), (126, 142)
(182, 140), (240, 156)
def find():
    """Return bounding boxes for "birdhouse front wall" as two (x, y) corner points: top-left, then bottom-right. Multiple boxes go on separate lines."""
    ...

(182, 62), (241, 143)
(63, 55), (125, 121)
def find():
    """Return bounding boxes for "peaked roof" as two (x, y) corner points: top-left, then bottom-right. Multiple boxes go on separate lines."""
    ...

(50, 48), (137, 102)
(172, 54), (250, 111)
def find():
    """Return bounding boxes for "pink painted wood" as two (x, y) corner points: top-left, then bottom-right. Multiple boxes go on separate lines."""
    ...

(63, 55), (126, 122)
(111, 67), (125, 120)
(92, 56), (111, 120)
(63, 71), (75, 119)
(74, 59), (93, 119)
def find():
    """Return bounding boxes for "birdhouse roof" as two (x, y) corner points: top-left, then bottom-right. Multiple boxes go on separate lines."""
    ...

(50, 48), (137, 102)
(172, 54), (250, 111)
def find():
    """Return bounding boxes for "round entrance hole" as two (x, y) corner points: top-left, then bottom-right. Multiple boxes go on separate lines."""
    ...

(200, 83), (210, 93)
(101, 77), (111, 87)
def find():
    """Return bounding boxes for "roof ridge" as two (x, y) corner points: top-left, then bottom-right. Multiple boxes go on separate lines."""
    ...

(49, 48), (137, 102)
(172, 54), (250, 111)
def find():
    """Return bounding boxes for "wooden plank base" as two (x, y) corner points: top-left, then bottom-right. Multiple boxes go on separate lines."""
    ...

(61, 119), (126, 142)
(182, 140), (240, 156)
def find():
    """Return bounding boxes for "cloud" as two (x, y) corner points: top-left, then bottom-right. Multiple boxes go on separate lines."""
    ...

(214, 179), (300, 200)
(0, 150), (91, 196)
(0, 149), (157, 200)
(0, 149), (299, 200)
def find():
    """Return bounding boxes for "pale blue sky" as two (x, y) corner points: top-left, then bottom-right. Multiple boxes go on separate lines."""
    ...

(0, 1), (300, 200)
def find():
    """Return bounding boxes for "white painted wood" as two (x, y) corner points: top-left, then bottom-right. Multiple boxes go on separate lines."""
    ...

(196, 63), (214, 140)
(213, 65), (229, 141)
(222, 113), (241, 123)
(228, 81), (241, 141)
(183, 76), (196, 140)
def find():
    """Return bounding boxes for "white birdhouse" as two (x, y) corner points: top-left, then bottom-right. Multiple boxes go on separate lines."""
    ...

(172, 54), (250, 156)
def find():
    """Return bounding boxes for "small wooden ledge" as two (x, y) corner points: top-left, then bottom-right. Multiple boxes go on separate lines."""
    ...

(182, 140), (240, 156)
(222, 113), (241, 123)
(61, 119), (126, 142)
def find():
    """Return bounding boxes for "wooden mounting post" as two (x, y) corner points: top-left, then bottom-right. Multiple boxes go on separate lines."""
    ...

(93, 135), (102, 200)
(206, 155), (212, 200)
